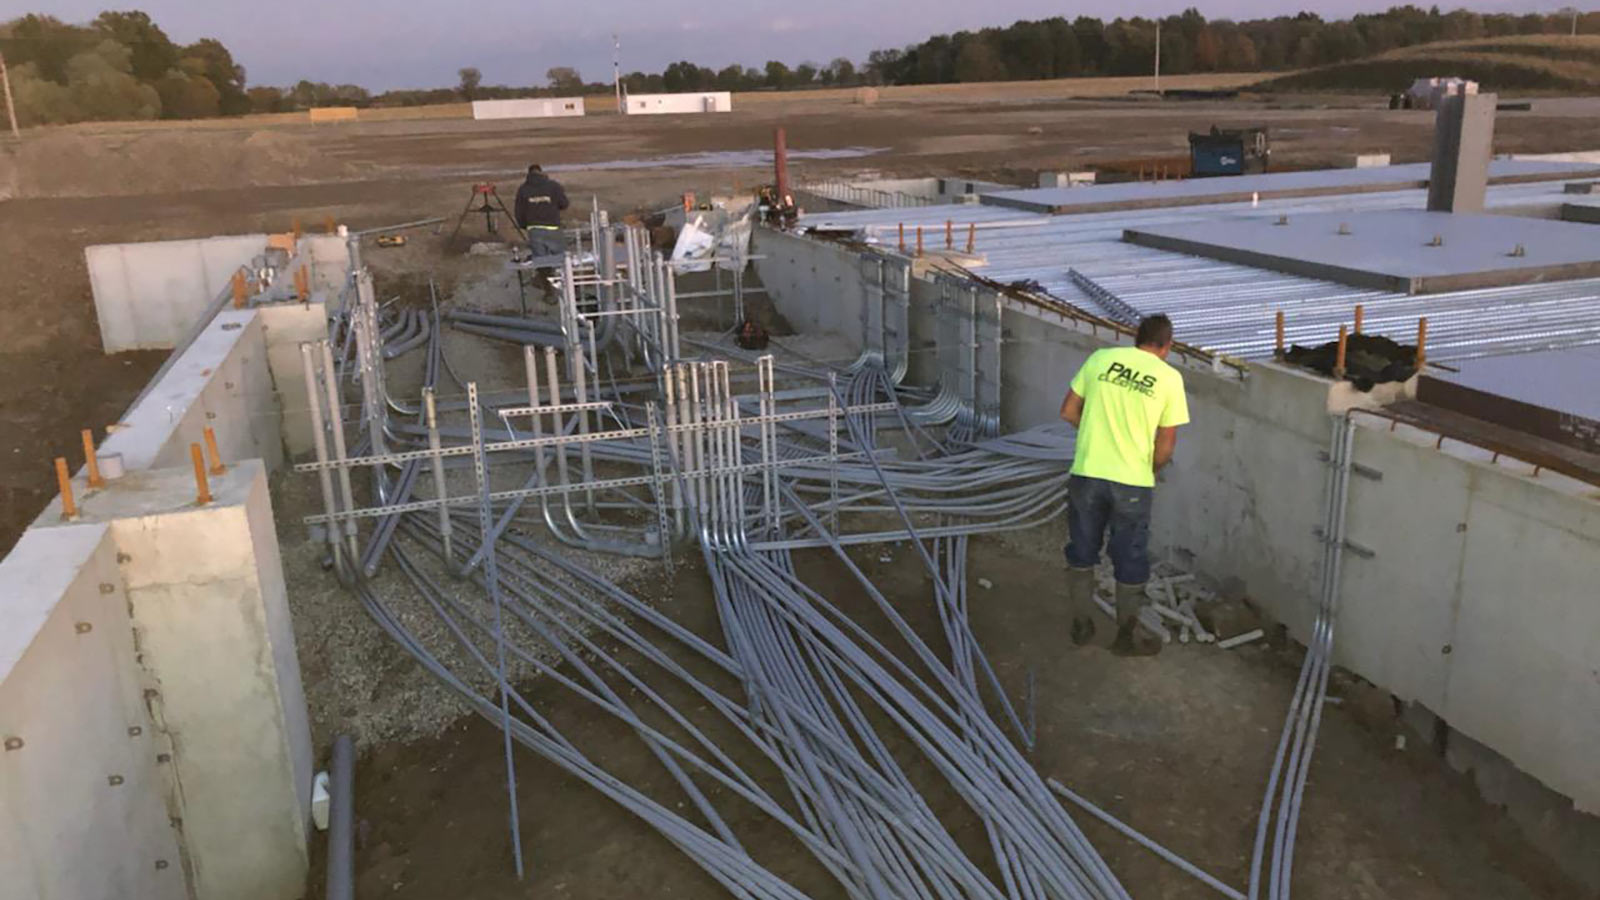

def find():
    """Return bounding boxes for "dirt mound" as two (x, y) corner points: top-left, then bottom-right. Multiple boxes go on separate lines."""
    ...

(0, 127), (363, 200)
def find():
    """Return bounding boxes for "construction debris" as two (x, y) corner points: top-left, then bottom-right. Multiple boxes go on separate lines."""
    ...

(1218, 628), (1267, 650)
(1285, 332), (1418, 388)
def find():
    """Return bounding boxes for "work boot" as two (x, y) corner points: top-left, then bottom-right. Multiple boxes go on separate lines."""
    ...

(1111, 582), (1163, 658)
(1065, 567), (1099, 647)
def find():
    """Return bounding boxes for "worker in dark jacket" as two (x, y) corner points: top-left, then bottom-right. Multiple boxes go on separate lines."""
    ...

(514, 164), (570, 260)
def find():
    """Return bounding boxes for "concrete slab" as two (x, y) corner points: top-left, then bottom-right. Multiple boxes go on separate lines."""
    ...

(981, 159), (1600, 215)
(1124, 210), (1600, 293)
(1435, 345), (1600, 422)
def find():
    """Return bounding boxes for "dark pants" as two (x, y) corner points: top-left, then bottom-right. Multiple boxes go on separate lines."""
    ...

(525, 229), (565, 261)
(1064, 474), (1153, 585)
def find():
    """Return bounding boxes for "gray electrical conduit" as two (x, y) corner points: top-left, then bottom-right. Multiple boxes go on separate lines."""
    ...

(342, 432), (1100, 890)
(395, 384), (1113, 890)
(333, 309), (1126, 895)
(325, 735), (355, 900)
(355, 361), (967, 893)
(382, 310), (432, 359)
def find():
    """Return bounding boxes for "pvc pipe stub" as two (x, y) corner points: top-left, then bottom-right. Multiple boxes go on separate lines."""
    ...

(97, 453), (126, 481)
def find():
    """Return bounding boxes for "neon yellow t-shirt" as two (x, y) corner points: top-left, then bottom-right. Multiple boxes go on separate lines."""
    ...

(1068, 346), (1190, 488)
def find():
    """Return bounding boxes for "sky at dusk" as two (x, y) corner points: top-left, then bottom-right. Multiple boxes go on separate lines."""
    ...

(1, 0), (1580, 89)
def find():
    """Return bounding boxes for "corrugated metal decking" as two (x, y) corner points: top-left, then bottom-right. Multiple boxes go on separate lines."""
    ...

(797, 177), (1600, 363)
(979, 159), (1600, 214)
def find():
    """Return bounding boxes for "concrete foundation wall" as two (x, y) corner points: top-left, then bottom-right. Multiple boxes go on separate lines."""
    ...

(0, 524), (189, 900)
(755, 227), (1600, 820)
(257, 303), (329, 457)
(88, 235), (267, 352)
(1338, 419), (1600, 812)
(853, 177), (1016, 201)
(4, 280), (317, 898)
(756, 229), (872, 347)
(103, 462), (311, 899)
(88, 234), (346, 354)
(98, 309), (285, 478)
(300, 234), (351, 298)
(3, 460), (313, 900)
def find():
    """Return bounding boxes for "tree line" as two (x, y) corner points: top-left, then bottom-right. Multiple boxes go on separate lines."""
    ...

(865, 6), (1597, 85)
(1, 11), (248, 123)
(2, 6), (1595, 125)
(638, 6), (1597, 92)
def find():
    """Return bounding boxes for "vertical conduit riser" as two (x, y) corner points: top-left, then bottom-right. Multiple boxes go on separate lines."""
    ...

(325, 735), (355, 900)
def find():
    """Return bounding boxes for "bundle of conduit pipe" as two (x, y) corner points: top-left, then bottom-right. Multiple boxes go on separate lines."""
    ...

(444, 303), (620, 351)
(303, 241), (1346, 900)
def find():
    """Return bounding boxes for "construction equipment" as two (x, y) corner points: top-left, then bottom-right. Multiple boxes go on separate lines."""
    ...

(759, 126), (799, 227)
(1188, 126), (1270, 177)
(445, 182), (522, 247)
(756, 185), (797, 227)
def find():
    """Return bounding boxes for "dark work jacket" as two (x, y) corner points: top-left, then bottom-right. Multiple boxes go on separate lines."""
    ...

(514, 173), (570, 229)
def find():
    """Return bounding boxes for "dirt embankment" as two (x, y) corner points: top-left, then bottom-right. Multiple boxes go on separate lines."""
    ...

(0, 128), (365, 200)
(1256, 35), (1600, 94)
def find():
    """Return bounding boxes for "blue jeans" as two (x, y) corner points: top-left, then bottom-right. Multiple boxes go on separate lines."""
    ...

(525, 230), (565, 260)
(1064, 475), (1153, 585)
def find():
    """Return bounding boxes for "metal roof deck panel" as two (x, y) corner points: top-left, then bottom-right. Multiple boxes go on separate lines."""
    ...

(798, 205), (1046, 233)
(799, 178), (1574, 240)
(979, 159), (1600, 215)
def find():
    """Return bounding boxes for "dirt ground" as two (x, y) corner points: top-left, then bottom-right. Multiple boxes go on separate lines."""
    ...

(303, 529), (1585, 900)
(2, 82), (1598, 899)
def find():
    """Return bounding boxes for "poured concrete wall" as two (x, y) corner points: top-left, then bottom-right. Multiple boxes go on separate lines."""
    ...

(88, 235), (267, 352)
(301, 234), (352, 298)
(756, 230), (872, 342)
(755, 226), (1600, 818)
(99, 309), (282, 476)
(849, 177), (1016, 201)
(257, 303), (329, 457)
(3, 460), (311, 900)
(0, 524), (189, 900)
(1337, 420), (1600, 813)
(4, 274), (316, 898)
(88, 234), (348, 353)
(100, 462), (311, 899)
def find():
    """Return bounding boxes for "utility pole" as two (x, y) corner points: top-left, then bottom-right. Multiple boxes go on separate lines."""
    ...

(613, 34), (623, 114)
(0, 49), (19, 140)
(1153, 20), (1162, 96)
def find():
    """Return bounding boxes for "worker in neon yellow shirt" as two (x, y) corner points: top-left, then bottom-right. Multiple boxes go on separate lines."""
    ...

(1058, 314), (1190, 656)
